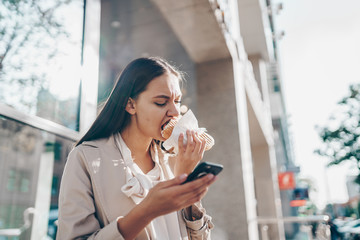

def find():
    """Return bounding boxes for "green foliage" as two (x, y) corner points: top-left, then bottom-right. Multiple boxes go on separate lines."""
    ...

(315, 84), (360, 184)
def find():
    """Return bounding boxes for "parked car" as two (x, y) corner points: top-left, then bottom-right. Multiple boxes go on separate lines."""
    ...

(336, 218), (360, 240)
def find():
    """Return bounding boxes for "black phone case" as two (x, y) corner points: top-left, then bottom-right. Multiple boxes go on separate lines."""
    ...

(183, 162), (223, 184)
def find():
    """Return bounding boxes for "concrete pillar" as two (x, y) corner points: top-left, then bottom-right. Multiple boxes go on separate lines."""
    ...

(196, 58), (252, 239)
(252, 144), (280, 239)
(248, 54), (270, 106)
(247, 99), (285, 240)
(80, 0), (101, 134)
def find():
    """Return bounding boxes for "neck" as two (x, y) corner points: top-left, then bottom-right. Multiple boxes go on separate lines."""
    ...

(120, 125), (153, 161)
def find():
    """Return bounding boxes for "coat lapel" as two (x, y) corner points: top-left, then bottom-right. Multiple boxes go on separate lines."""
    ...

(82, 136), (136, 223)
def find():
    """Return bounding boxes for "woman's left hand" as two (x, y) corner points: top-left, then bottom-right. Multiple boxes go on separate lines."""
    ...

(174, 130), (206, 176)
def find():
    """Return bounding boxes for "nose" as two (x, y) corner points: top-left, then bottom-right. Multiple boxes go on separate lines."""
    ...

(167, 102), (180, 117)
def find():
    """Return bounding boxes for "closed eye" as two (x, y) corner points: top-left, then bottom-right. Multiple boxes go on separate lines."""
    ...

(155, 102), (167, 107)
(155, 99), (181, 107)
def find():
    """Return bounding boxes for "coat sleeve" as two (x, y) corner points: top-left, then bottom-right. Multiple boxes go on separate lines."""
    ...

(161, 147), (214, 239)
(182, 202), (214, 240)
(56, 147), (125, 240)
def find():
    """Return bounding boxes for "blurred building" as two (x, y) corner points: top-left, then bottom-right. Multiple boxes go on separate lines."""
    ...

(266, 1), (300, 238)
(0, 0), (297, 239)
(345, 175), (360, 217)
(323, 176), (360, 219)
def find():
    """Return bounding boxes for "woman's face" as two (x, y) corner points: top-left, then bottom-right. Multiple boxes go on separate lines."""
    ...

(129, 72), (182, 141)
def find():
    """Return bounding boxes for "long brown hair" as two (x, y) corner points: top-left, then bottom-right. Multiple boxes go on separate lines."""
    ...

(76, 57), (182, 146)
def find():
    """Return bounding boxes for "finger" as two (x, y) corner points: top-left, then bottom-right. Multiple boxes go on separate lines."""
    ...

(179, 182), (211, 207)
(172, 175), (218, 208)
(175, 175), (218, 208)
(199, 133), (206, 149)
(188, 187), (208, 204)
(193, 132), (202, 154)
(178, 133), (184, 153)
(199, 136), (206, 155)
(207, 175), (218, 186)
(180, 188), (209, 209)
(158, 173), (188, 189)
(191, 173), (217, 190)
(174, 183), (208, 203)
(180, 174), (215, 194)
(186, 130), (193, 151)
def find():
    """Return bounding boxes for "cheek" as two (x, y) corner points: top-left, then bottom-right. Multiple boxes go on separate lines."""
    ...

(150, 109), (166, 126)
(138, 105), (165, 127)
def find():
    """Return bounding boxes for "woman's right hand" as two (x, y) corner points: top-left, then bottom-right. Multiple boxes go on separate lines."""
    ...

(117, 173), (217, 239)
(140, 172), (217, 220)
(173, 130), (207, 176)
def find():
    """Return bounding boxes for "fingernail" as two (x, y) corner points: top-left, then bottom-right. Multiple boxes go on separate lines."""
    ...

(179, 174), (187, 181)
(207, 174), (214, 179)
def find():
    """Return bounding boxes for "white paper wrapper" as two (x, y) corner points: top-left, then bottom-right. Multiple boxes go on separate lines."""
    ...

(163, 109), (206, 155)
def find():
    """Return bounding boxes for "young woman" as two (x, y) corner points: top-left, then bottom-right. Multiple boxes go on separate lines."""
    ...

(56, 57), (217, 240)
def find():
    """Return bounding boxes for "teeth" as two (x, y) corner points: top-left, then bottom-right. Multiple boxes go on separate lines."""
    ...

(161, 121), (169, 130)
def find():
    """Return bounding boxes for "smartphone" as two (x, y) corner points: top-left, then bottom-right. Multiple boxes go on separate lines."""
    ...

(182, 162), (223, 184)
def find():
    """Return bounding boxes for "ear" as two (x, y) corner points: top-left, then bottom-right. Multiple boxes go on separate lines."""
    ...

(125, 98), (136, 115)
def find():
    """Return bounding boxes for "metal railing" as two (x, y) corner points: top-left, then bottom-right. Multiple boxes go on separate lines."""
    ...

(0, 103), (80, 141)
(0, 207), (36, 237)
(256, 215), (331, 240)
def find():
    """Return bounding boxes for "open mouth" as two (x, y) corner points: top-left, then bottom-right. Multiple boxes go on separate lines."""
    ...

(161, 120), (171, 130)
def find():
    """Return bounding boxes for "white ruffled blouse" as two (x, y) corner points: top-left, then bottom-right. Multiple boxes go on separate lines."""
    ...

(114, 133), (183, 240)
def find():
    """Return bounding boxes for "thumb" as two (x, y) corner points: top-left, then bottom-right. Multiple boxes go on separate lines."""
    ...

(159, 174), (188, 188)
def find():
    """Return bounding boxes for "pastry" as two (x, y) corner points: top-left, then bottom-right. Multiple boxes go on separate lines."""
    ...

(161, 118), (215, 151)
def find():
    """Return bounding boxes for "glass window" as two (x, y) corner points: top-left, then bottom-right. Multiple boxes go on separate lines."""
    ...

(54, 142), (62, 162)
(0, 116), (74, 238)
(0, 0), (84, 131)
(6, 169), (16, 192)
(20, 172), (31, 193)
(51, 176), (59, 196)
(6, 168), (31, 193)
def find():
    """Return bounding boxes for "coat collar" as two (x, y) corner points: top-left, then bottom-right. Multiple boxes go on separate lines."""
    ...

(81, 135), (117, 149)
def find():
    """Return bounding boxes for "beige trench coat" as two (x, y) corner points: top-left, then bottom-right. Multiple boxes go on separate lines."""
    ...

(56, 135), (213, 240)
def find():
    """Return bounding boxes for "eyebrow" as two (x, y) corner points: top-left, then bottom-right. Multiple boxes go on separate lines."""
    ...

(153, 95), (170, 99)
(153, 94), (182, 99)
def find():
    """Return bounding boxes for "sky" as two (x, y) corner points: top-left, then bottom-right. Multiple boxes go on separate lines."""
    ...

(275, 0), (360, 209)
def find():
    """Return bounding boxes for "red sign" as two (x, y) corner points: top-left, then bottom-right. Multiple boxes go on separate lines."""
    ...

(290, 199), (307, 207)
(278, 172), (295, 190)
